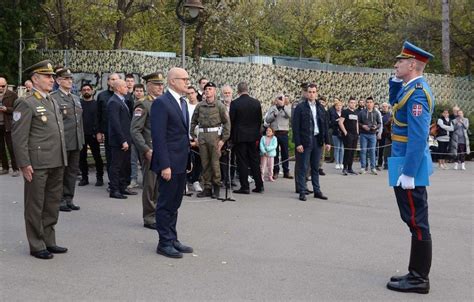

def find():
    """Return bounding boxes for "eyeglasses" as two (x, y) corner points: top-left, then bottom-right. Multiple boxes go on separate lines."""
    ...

(174, 77), (190, 82)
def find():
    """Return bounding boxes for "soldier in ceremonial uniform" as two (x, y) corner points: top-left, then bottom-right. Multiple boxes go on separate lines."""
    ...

(190, 82), (230, 199)
(11, 60), (68, 259)
(386, 41), (435, 294)
(131, 72), (164, 230)
(51, 68), (85, 212)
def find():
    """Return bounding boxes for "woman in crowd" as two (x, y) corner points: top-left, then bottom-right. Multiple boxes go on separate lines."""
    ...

(329, 99), (344, 169)
(436, 109), (454, 169)
(450, 110), (470, 170)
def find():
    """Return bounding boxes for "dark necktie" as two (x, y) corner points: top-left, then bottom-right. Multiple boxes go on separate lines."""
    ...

(179, 97), (187, 122)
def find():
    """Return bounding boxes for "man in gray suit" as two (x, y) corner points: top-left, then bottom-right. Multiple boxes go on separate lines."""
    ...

(51, 68), (85, 212)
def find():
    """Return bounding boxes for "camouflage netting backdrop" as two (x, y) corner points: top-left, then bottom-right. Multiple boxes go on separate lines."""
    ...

(39, 50), (473, 113)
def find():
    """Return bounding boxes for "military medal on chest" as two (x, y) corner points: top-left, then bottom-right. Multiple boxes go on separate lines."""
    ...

(41, 113), (47, 122)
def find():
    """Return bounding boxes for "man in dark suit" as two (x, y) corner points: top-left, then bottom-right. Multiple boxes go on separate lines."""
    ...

(292, 83), (331, 201)
(107, 79), (137, 199)
(150, 67), (193, 258)
(230, 82), (264, 194)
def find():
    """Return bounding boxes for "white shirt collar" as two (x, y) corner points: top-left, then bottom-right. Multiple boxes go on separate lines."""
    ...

(405, 76), (423, 86)
(168, 88), (183, 107)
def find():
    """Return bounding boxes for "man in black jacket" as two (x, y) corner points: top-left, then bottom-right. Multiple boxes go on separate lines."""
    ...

(107, 79), (137, 199)
(230, 82), (264, 194)
(292, 83), (331, 201)
(96, 73), (120, 183)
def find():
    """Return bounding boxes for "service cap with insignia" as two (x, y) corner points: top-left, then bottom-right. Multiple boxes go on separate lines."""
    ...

(142, 72), (165, 84)
(24, 60), (55, 77)
(203, 81), (217, 89)
(396, 41), (434, 63)
(56, 68), (73, 78)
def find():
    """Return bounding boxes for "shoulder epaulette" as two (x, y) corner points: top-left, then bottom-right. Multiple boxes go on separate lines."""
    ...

(33, 91), (42, 100)
(415, 83), (423, 89)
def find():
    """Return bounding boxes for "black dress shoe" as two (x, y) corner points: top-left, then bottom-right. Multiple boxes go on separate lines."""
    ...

(197, 188), (212, 198)
(59, 201), (72, 212)
(78, 179), (89, 186)
(318, 168), (326, 176)
(348, 169), (358, 175)
(233, 188), (250, 194)
(299, 194), (307, 201)
(252, 187), (264, 193)
(342, 169), (348, 176)
(144, 223), (157, 230)
(67, 202), (80, 210)
(295, 190), (312, 195)
(156, 245), (183, 258)
(47, 245), (68, 253)
(283, 173), (294, 179)
(390, 273), (411, 282)
(30, 250), (54, 259)
(95, 179), (104, 186)
(173, 241), (193, 253)
(121, 189), (138, 195)
(110, 192), (127, 199)
(386, 272), (430, 294)
(314, 191), (328, 200)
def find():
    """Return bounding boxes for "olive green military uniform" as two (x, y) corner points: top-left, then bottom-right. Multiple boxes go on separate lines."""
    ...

(12, 89), (67, 252)
(130, 95), (159, 225)
(190, 100), (230, 190)
(51, 88), (85, 208)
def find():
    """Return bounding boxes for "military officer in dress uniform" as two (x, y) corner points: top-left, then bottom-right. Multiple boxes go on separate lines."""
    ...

(190, 82), (230, 199)
(11, 60), (68, 260)
(131, 72), (165, 230)
(386, 41), (435, 294)
(51, 68), (85, 212)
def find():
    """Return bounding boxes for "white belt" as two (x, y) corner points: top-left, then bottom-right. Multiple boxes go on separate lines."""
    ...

(199, 127), (220, 133)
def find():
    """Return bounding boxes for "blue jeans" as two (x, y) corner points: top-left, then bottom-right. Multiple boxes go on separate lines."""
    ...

(360, 133), (376, 169)
(295, 136), (323, 194)
(332, 135), (344, 165)
(274, 132), (290, 174)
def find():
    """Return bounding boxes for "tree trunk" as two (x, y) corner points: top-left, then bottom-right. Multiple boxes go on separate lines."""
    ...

(441, 0), (450, 73)
(113, 18), (125, 49)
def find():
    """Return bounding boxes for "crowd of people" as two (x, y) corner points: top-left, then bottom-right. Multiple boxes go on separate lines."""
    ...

(2, 40), (458, 295)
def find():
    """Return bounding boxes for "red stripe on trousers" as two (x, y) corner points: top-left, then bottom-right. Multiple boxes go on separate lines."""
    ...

(407, 189), (422, 240)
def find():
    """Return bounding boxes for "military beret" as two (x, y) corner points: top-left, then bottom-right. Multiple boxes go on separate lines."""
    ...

(56, 68), (73, 78)
(142, 72), (165, 84)
(396, 41), (434, 63)
(24, 60), (55, 76)
(203, 81), (217, 89)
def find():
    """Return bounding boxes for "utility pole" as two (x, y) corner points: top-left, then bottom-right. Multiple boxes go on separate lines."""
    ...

(18, 21), (23, 86)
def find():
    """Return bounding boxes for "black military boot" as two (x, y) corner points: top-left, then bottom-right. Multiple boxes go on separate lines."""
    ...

(387, 238), (431, 294)
(197, 188), (212, 198)
(78, 177), (89, 186)
(95, 177), (104, 187)
(211, 184), (220, 199)
(59, 200), (71, 212)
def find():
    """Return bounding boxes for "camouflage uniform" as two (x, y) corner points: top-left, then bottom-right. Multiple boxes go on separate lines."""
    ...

(190, 100), (230, 198)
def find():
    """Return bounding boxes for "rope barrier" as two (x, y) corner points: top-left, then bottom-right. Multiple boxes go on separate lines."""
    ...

(190, 142), (470, 168)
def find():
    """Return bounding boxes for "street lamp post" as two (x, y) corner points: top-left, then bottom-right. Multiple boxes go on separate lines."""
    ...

(176, 0), (204, 69)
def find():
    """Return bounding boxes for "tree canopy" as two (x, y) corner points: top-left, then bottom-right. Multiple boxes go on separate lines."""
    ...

(1, 0), (473, 85)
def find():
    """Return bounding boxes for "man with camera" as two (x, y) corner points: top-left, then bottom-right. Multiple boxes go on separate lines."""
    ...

(357, 97), (381, 175)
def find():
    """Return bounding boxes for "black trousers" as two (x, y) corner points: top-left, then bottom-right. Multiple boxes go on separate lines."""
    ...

(187, 147), (202, 183)
(0, 125), (18, 171)
(394, 186), (431, 241)
(109, 147), (131, 193)
(79, 134), (104, 180)
(234, 141), (263, 190)
(155, 173), (186, 246)
(104, 134), (112, 177)
(343, 133), (358, 170)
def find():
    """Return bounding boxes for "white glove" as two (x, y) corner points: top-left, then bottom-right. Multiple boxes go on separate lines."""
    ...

(397, 174), (415, 190)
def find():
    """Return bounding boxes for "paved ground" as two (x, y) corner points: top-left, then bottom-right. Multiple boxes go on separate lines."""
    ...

(0, 162), (472, 301)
